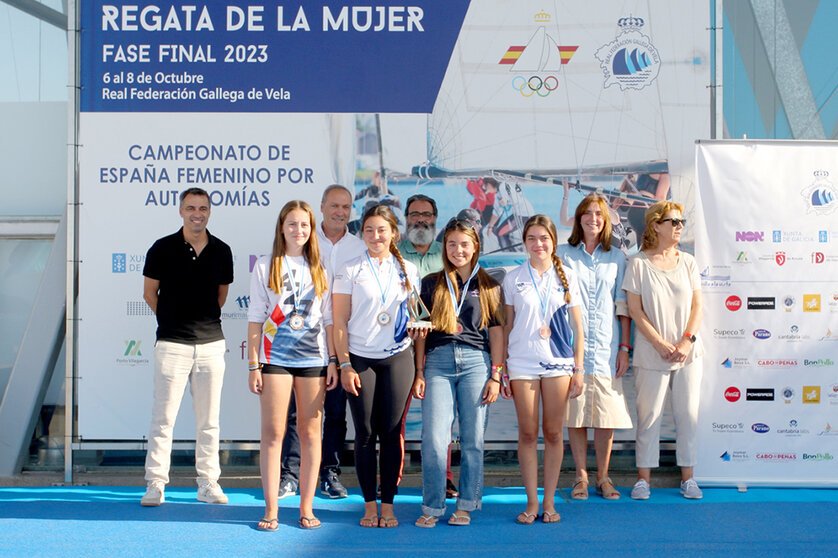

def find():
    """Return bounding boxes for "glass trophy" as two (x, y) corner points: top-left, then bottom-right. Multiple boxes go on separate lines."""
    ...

(406, 286), (433, 330)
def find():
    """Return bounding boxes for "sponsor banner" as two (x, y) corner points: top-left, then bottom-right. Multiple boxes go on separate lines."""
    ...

(77, 1), (711, 441)
(696, 141), (838, 485)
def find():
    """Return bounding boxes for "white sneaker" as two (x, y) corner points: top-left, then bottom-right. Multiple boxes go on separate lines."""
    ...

(141, 481), (165, 506)
(680, 478), (703, 499)
(197, 480), (228, 504)
(630, 479), (650, 500)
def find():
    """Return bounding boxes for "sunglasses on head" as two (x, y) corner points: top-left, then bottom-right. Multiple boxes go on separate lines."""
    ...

(445, 218), (477, 231)
(658, 218), (686, 227)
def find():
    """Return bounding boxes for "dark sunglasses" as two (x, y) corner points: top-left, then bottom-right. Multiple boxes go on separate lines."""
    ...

(658, 218), (686, 227)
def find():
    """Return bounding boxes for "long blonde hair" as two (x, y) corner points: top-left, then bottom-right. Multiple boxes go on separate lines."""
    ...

(361, 204), (412, 293)
(429, 221), (504, 333)
(268, 200), (328, 297)
(523, 215), (571, 304)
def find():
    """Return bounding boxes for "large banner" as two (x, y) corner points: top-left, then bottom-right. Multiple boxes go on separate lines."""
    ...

(695, 141), (838, 486)
(77, 0), (709, 441)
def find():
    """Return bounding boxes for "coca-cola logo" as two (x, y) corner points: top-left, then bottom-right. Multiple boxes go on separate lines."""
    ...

(725, 296), (742, 311)
(725, 387), (741, 402)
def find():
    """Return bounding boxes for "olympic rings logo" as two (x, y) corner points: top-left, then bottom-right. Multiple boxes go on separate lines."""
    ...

(512, 75), (559, 97)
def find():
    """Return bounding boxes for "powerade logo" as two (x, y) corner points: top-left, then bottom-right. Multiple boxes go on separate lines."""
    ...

(735, 231), (764, 242)
(725, 296), (742, 311)
(753, 329), (771, 340)
(747, 297), (775, 310)
(751, 423), (770, 433)
(746, 388), (774, 401)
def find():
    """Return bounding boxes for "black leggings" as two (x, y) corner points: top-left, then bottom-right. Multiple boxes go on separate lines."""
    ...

(347, 349), (414, 504)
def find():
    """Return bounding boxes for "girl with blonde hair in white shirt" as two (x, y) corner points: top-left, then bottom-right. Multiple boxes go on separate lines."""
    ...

(247, 200), (337, 531)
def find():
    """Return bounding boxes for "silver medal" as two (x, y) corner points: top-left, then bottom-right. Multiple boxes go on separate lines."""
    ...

(377, 311), (391, 326)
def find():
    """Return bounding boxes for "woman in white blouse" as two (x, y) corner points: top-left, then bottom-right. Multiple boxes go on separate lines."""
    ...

(247, 200), (338, 531)
(622, 200), (704, 500)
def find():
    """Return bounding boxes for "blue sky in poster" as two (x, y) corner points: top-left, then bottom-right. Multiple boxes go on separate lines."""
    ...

(80, 1), (470, 112)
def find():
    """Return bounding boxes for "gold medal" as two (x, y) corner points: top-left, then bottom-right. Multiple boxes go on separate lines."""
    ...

(377, 311), (392, 326)
(539, 324), (550, 339)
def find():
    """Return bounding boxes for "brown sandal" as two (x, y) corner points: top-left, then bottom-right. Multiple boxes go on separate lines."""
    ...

(571, 477), (589, 500)
(596, 477), (621, 500)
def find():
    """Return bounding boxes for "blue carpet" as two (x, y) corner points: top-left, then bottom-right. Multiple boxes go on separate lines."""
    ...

(1, 486), (836, 557)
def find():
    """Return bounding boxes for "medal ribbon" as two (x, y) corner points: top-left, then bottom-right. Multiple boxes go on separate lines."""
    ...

(445, 265), (480, 320)
(365, 252), (395, 307)
(527, 262), (554, 328)
(283, 255), (307, 316)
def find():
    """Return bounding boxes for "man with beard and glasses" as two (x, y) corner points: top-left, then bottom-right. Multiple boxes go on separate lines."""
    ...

(397, 194), (443, 279)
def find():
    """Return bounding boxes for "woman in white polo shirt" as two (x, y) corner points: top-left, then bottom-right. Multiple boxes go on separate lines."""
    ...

(247, 200), (338, 531)
(501, 214), (584, 525)
(333, 204), (421, 529)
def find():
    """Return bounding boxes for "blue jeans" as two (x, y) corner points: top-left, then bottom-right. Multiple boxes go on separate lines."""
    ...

(421, 343), (491, 516)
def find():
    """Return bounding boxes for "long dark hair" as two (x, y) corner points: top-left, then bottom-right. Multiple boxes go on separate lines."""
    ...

(429, 220), (504, 333)
(361, 204), (412, 293)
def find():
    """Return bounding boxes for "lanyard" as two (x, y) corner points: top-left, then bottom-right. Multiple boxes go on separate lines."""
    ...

(527, 261), (554, 325)
(445, 265), (480, 318)
(365, 252), (394, 306)
(283, 255), (307, 314)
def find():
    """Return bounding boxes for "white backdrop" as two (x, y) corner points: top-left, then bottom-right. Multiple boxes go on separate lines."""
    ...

(76, 0), (710, 442)
(694, 140), (838, 485)
(77, 113), (337, 439)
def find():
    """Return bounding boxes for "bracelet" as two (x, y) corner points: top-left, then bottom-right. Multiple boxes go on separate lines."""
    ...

(248, 363), (262, 371)
(491, 364), (504, 373)
(572, 366), (584, 373)
(339, 362), (352, 370)
(619, 343), (632, 352)
(488, 376), (501, 384)
(328, 356), (339, 365)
